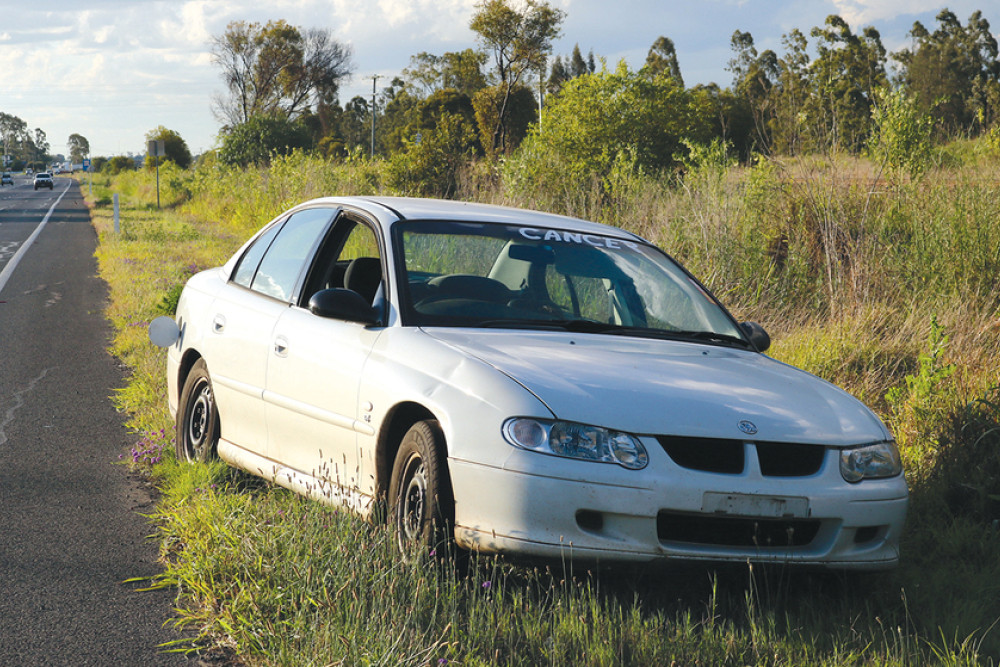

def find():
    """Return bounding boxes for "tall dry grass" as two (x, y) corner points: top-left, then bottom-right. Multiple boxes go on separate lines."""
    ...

(89, 141), (1000, 664)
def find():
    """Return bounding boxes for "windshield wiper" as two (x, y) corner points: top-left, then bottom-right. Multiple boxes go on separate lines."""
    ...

(477, 318), (617, 333)
(669, 330), (752, 347)
(477, 319), (569, 330)
(475, 318), (751, 348)
(552, 320), (753, 347)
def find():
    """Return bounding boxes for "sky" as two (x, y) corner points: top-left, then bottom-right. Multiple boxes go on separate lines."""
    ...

(0, 0), (995, 159)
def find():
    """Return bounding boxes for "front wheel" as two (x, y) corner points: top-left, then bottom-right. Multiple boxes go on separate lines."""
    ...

(175, 359), (220, 462)
(388, 420), (454, 556)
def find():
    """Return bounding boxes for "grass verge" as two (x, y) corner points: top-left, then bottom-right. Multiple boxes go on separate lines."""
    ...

(86, 155), (1000, 665)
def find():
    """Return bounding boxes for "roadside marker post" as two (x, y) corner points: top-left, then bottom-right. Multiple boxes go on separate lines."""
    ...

(147, 140), (164, 209)
(83, 158), (92, 197)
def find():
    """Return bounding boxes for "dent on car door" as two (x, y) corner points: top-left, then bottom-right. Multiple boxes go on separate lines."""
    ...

(208, 207), (335, 457)
(265, 215), (384, 498)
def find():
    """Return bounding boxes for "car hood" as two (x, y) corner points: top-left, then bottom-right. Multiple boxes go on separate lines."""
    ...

(424, 328), (889, 445)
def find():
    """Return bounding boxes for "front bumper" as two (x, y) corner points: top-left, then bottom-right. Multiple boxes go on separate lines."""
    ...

(449, 445), (908, 570)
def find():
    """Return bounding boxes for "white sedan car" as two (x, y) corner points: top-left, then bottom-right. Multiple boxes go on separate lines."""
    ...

(152, 196), (908, 569)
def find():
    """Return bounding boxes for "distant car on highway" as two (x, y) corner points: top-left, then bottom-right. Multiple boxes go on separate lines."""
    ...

(1, 172), (13, 186)
(33, 172), (54, 190)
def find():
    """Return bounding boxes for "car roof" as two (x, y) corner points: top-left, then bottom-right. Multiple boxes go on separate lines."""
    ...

(298, 196), (649, 243)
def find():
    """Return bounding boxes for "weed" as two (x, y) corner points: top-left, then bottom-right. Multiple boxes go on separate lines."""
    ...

(122, 429), (174, 472)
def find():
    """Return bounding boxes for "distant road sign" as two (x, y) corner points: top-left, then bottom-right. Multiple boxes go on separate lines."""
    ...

(82, 159), (91, 172)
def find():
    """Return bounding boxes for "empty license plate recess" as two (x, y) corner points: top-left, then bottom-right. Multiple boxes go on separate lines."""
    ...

(702, 492), (810, 518)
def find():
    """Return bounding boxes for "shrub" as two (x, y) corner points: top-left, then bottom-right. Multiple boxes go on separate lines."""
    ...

(384, 112), (478, 197)
(506, 62), (711, 198)
(218, 115), (312, 167)
(103, 155), (137, 174)
(867, 89), (935, 181)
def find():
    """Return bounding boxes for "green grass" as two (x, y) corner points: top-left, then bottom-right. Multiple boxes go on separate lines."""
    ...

(86, 148), (1000, 665)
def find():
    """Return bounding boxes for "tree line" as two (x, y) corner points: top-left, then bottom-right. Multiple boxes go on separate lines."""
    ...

(0, 113), (52, 170)
(203, 3), (1000, 187)
(8, 2), (996, 187)
(0, 114), (100, 172)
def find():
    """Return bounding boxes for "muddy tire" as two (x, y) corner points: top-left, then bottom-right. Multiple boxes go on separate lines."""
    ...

(388, 420), (454, 555)
(175, 359), (220, 463)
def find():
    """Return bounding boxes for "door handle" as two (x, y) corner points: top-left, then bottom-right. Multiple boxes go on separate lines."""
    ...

(273, 336), (289, 357)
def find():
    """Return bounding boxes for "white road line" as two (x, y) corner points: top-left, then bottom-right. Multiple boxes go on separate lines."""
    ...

(0, 183), (71, 297)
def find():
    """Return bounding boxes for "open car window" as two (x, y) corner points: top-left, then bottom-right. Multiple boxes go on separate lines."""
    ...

(299, 214), (383, 308)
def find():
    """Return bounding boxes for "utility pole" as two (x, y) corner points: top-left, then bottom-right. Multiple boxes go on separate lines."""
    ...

(538, 69), (544, 134)
(370, 74), (380, 159)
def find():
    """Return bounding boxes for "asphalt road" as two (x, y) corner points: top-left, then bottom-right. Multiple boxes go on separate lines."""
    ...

(0, 175), (190, 665)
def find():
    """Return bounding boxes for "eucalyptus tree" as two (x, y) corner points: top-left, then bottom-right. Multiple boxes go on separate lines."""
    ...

(32, 129), (50, 164)
(402, 49), (488, 98)
(645, 36), (684, 87)
(808, 15), (888, 152)
(893, 9), (1000, 134)
(211, 20), (353, 127)
(727, 30), (778, 153)
(770, 29), (812, 155)
(67, 134), (90, 164)
(1, 113), (29, 163)
(469, 0), (565, 155)
(546, 44), (595, 95)
(569, 44), (595, 78)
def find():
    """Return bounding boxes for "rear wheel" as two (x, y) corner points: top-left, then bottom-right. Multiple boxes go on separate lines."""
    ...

(176, 359), (220, 463)
(388, 420), (454, 556)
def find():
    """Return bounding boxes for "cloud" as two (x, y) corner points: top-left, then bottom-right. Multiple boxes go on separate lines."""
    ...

(377, 0), (417, 26)
(829, 0), (988, 26)
(2, 0), (997, 158)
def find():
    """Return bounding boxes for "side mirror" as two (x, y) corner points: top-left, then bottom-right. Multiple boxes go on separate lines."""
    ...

(309, 288), (380, 325)
(148, 315), (181, 348)
(740, 321), (771, 352)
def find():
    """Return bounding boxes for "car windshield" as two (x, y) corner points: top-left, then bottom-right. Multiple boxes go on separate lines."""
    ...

(395, 220), (745, 343)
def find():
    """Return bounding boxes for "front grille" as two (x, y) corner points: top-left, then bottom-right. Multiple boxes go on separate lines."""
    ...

(756, 442), (825, 476)
(657, 512), (820, 548)
(656, 437), (826, 477)
(656, 436), (744, 474)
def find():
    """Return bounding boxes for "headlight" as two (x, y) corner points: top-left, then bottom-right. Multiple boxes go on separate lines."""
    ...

(503, 418), (648, 470)
(840, 441), (902, 482)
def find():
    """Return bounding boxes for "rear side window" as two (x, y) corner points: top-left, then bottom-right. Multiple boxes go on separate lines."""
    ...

(231, 221), (283, 288)
(231, 208), (335, 301)
(250, 208), (335, 302)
